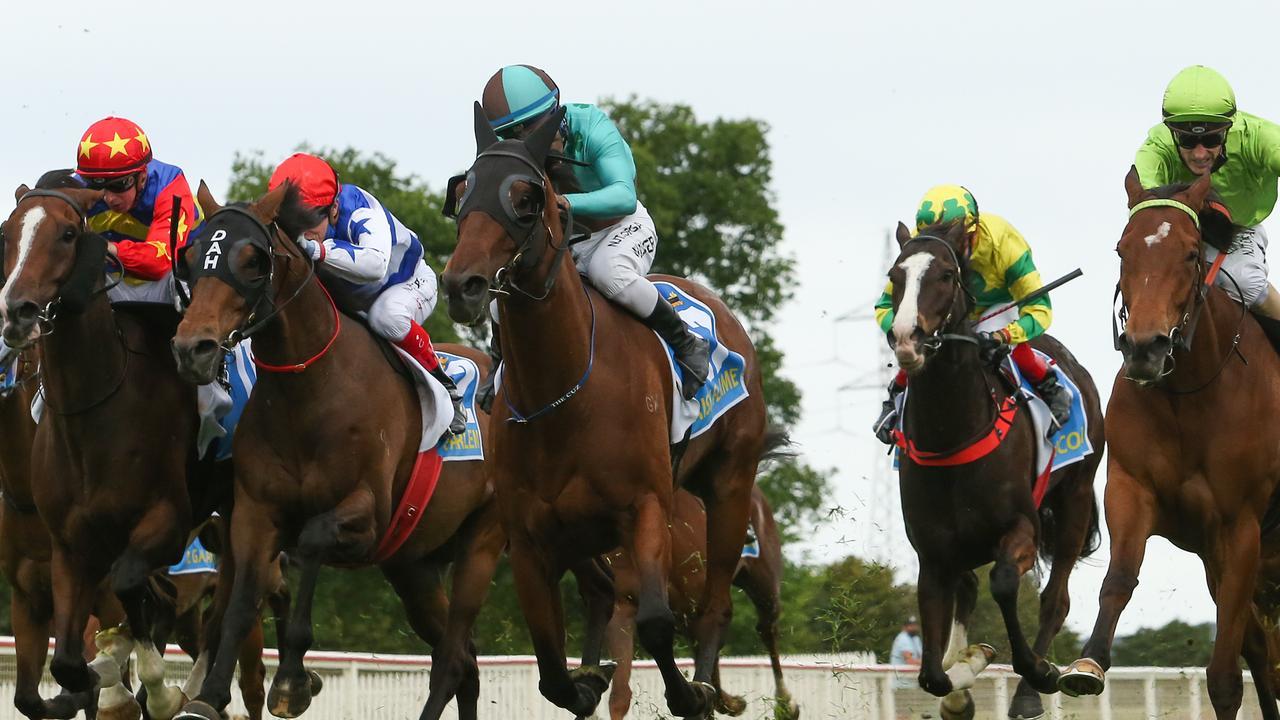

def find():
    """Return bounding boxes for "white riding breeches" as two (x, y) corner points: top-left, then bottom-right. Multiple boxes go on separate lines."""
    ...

(1206, 225), (1269, 307)
(367, 261), (438, 342)
(572, 202), (660, 317)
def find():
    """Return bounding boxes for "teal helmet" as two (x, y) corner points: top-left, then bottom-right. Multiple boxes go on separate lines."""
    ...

(481, 65), (561, 137)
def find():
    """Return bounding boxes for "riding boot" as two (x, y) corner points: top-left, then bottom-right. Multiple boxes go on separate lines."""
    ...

(1034, 373), (1072, 429)
(476, 321), (501, 414)
(642, 298), (710, 400)
(872, 380), (906, 446)
(428, 365), (468, 436)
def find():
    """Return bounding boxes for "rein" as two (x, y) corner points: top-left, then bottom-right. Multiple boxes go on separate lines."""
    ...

(1116, 198), (1248, 393)
(502, 282), (597, 423)
(251, 279), (342, 374)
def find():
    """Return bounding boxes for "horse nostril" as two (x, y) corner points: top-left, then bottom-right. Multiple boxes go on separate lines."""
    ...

(193, 339), (219, 358)
(461, 275), (488, 301)
(12, 301), (38, 323)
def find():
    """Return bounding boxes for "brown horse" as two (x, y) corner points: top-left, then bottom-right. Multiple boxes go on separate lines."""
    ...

(887, 219), (1104, 720)
(0, 182), (238, 720)
(1058, 170), (1280, 719)
(169, 184), (505, 720)
(440, 104), (767, 720)
(605, 483), (798, 720)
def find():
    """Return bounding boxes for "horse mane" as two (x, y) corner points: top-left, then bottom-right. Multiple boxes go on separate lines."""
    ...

(35, 169), (81, 189)
(274, 183), (326, 240)
(1144, 182), (1237, 252)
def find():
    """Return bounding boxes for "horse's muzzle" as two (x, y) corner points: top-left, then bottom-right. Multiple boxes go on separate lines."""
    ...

(1119, 333), (1172, 383)
(440, 272), (490, 324)
(171, 336), (222, 385)
(893, 329), (927, 373)
(1, 299), (40, 349)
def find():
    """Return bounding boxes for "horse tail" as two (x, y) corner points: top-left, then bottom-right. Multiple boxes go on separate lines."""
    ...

(758, 425), (795, 465)
(1036, 484), (1102, 563)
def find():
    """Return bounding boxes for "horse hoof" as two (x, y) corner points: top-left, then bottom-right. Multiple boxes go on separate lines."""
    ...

(307, 670), (324, 697)
(716, 691), (748, 716)
(1057, 658), (1105, 697)
(267, 675), (314, 719)
(940, 691), (975, 720)
(99, 695), (143, 720)
(682, 680), (718, 719)
(1028, 661), (1061, 695)
(173, 700), (223, 720)
(779, 699), (801, 720)
(1008, 683), (1045, 719)
(146, 687), (189, 720)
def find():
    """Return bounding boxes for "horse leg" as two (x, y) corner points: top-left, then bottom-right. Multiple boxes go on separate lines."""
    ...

(1242, 611), (1280, 720)
(113, 549), (186, 720)
(270, 491), (376, 718)
(688, 462), (755, 715)
(990, 516), (1059, 695)
(12, 582), (86, 720)
(1060, 465), (1155, 697)
(937, 570), (984, 718)
(418, 502), (505, 720)
(180, 502), (279, 719)
(916, 561), (958, 697)
(235, 617), (268, 720)
(47, 547), (103, 695)
(628, 492), (709, 719)
(605, 583), (638, 720)
(737, 561), (795, 720)
(1204, 520), (1264, 719)
(572, 556), (616, 669)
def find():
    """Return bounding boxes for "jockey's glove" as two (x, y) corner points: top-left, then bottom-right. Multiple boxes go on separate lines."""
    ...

(976, 329), (1011, 364)
(297, 238), (324, 262)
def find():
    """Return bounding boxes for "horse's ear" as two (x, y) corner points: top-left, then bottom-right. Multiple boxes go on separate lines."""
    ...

(197, 180), (223, 216)
(526, 106), (567, 165)
(252, 184), (289, 224)
(943, 219), (969, 250)
(1124, 166), (1146, 209)
(895, 222), (913, 248)
(14, 184), (30, 203)
(474, 101), (500, 155)
(1183, 171), (1213, 211)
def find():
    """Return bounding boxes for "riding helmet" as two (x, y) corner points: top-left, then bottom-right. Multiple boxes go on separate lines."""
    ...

(76, 117), (152, 178)
(481, 65), (561, 137)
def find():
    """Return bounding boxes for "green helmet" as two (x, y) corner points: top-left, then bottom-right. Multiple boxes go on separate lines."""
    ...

(915, 184), (979, 232)
(481, 65), (561, 136)
(1162, 65), (1237, 126)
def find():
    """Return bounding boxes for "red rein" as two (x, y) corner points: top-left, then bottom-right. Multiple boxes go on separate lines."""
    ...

(252, 282), (342, 374)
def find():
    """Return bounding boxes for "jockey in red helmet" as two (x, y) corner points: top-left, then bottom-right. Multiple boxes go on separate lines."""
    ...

(268, 153), (466, 435)
(75, 116), (199, 303)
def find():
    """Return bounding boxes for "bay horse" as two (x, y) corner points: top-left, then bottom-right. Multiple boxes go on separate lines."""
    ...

(605, 483), (798, 720)
(169, 184), (505, 720)
(1, 182), (235, 720)
(887, 219), (1103, 720)
(440, 104), (768, 720)
(1058, 170), (1280, 720)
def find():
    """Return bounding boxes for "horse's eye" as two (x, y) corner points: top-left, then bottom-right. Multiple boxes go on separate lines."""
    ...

(940, 270), (955, 282)
(62, 228), (76, 243)
(1185, 251), (1198, 262)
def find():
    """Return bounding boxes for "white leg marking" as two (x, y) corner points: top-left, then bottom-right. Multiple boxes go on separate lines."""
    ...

(0, 207), (47, 312)
(892, 252), (935, 339)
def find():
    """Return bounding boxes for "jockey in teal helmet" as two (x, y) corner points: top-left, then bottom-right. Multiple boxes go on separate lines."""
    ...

(474, 64), (710, 410)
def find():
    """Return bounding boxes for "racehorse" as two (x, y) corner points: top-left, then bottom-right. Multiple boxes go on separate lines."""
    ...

(605, 483), (799, 720)
(1, 181), (234, 720)
(169, 184), (505, 720)
(1058, 170), (1280, 720)
(440, 104), (768, 720)
(887, 219), (1104, 720)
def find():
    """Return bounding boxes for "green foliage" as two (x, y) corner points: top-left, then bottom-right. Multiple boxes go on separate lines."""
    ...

(961, 566), (1084, 665)
(1112, 620), (1214, 668)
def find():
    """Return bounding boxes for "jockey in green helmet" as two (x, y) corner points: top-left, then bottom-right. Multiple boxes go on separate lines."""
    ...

(472, 64), (710, 411)
(1135, 65), (1280, 320)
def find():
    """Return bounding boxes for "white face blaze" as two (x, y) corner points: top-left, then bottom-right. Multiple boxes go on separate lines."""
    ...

(892, 252), (935, 340)
(0, 206), (47, 313)
(1144, 221), (1171, 247)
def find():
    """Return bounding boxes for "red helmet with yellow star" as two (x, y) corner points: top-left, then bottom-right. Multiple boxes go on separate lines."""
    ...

(76, 117), (152, 178)
(268, 153), (340, 209)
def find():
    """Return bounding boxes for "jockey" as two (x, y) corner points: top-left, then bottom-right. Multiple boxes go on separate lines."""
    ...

(475, 64), (711, 410)
(1135, 64), (1280, 319)
(75, 116), (198, 304)
(871, 185), (1072, 444)
(267, 153), (466, 435)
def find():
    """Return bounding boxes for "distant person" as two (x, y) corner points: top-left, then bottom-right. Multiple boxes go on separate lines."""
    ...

(890, 616), (923, 688)
(1135, 64), (1280, 319)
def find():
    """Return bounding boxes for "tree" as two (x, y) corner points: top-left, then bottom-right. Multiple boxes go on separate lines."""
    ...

(1112, 620), (1214, 668)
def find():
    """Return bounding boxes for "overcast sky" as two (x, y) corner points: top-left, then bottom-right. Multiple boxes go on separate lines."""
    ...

(5, 0), (1280, 638)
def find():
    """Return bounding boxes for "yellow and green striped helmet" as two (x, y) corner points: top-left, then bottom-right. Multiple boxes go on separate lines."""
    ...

(915, 185), (978, 232)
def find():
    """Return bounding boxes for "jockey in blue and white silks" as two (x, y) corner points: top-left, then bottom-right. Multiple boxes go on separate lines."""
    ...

(268, 153), (466, 435)
(476, 64), (711, 410)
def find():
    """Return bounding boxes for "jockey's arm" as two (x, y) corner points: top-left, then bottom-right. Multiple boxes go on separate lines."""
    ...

(118, 173), (195, 281)
(563, 114), (639, 219)
(319, 206), (392, 284)
(996, 229), (1051, 344)
(875, 282), (895, 333)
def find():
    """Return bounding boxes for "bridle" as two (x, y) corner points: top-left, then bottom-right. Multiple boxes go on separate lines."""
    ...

(176, 202), (325, 361)
(897, 234), (980, 353)
(1114, 197), (1246, 392)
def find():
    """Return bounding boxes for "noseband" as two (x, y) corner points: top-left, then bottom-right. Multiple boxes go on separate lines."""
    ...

(899, 234), (979, 353)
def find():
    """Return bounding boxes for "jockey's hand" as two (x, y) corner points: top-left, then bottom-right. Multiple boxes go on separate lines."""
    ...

(106, 242), (119, 259)
(976, 329), (1011, 363)
(297, 238), (324, 261)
